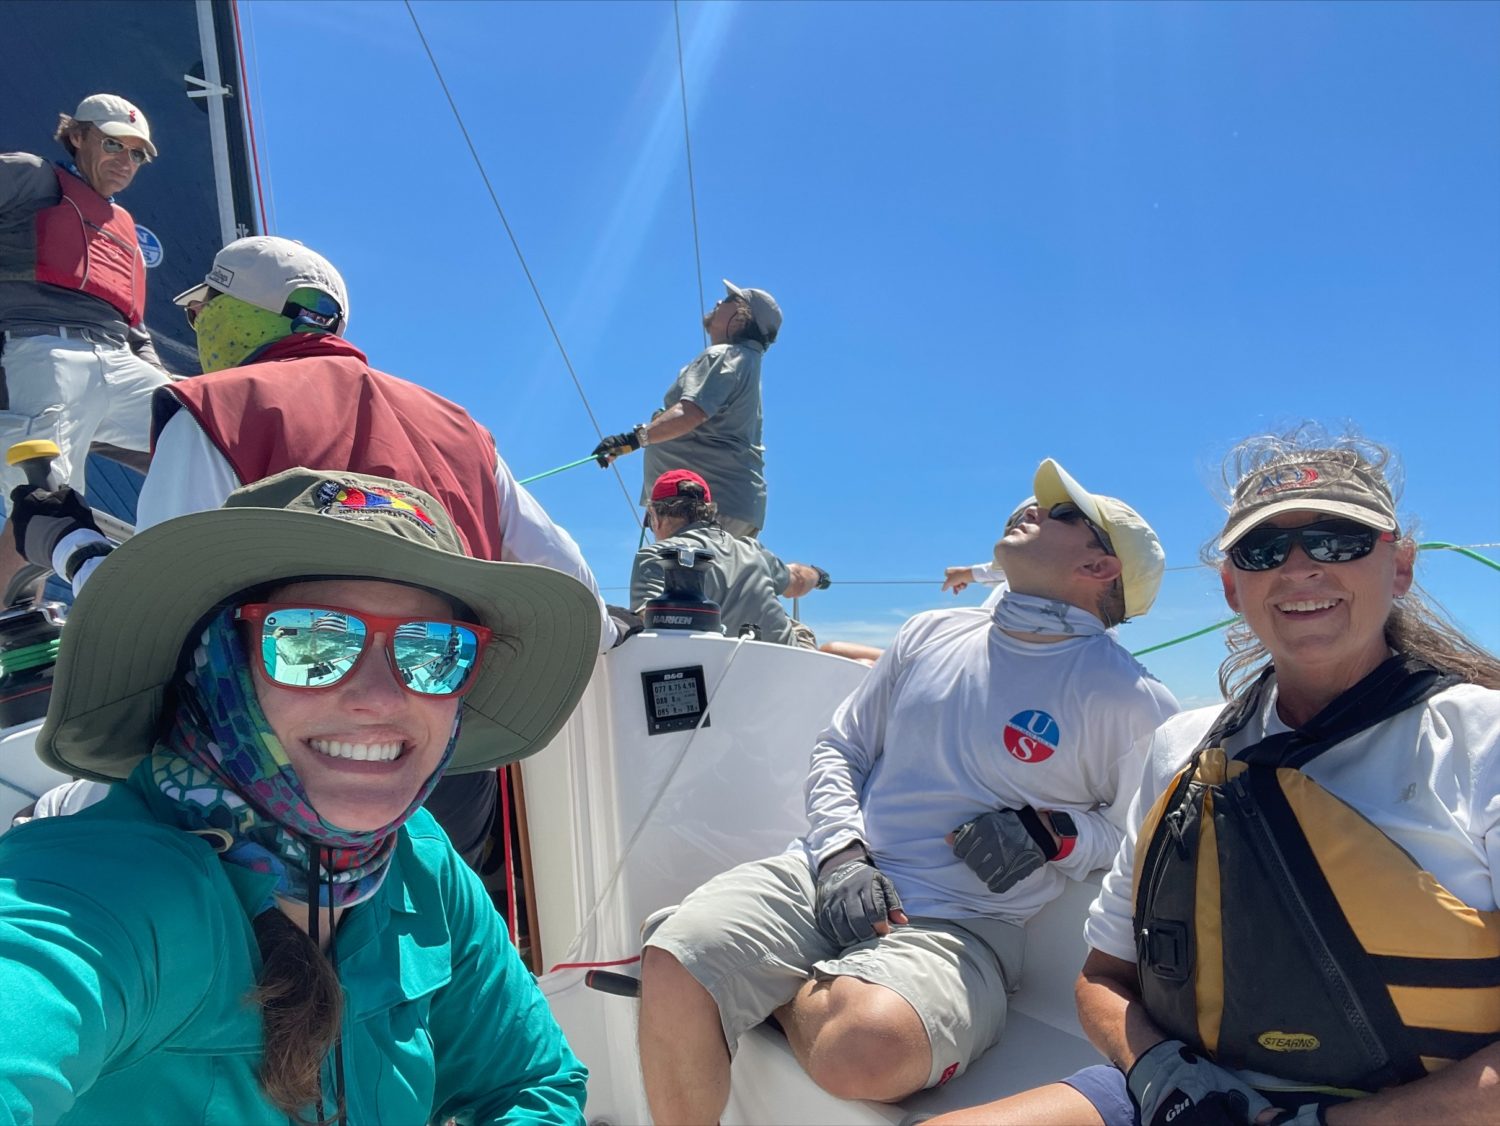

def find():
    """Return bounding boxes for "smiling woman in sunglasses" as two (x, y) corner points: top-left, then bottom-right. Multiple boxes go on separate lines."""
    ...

(927, 426), (1500, 1126)
(0, 468), (600, 1124)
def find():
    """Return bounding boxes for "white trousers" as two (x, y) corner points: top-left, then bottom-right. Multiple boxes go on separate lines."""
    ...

(0, 331), (169, 508)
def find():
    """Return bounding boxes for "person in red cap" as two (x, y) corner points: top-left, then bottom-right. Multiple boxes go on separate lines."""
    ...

(631, 468), (814, 648)
(0, 93), (168, 599)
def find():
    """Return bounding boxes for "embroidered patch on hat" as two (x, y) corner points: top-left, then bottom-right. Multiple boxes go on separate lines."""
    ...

(315, 481), (437, 536)
(1253, 464), (1322, 496)
(208, 264), (234, 288)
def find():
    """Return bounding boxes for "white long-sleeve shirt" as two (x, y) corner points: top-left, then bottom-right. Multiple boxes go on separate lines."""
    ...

(63, 409), (618, 650)
(797, 605), (1179, 925)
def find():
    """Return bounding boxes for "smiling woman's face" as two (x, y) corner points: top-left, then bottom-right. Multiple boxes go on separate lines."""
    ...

(1220, 509), (1414, 694)
(249, 578), (463, 832)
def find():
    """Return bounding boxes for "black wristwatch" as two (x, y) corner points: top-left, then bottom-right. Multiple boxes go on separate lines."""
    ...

(1047, 811), (1078, 860)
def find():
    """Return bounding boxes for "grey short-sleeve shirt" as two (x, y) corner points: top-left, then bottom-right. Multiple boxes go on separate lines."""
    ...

(629, 521), (796, 646)
(640, 341), (766, 530)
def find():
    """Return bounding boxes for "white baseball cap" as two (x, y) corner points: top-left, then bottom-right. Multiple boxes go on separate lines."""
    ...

(73, 94), (157, 158)
(173, 236), (349, 329)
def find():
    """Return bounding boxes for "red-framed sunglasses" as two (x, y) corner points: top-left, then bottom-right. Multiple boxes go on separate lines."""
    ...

(235, 603), (492, 698)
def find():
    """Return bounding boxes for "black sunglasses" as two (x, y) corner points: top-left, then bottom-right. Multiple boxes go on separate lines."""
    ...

(1048, 502), (1114, 556)
(1228, 519), (1396, 572)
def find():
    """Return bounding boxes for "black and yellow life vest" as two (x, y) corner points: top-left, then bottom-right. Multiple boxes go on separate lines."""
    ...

(1133, 656), (1500, 1095)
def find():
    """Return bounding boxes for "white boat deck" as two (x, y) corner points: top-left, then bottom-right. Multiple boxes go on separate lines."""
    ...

(527, 631), (1107, 1125)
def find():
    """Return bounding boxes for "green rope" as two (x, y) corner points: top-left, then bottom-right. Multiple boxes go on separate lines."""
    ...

(1125, 540), (1498, 658)
(1131, 617), (1242, 657)
(0, 639), (60, 675)
(1418, 541), (1500, 572)
(517, 454), (600, 486)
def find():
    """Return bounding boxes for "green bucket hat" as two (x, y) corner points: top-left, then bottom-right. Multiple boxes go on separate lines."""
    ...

(37, 468), (602, 782)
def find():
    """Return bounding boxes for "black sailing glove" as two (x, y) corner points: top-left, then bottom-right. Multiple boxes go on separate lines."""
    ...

(814, 849), (903, 948)
(950, 806), (1052, 894)
(592, 430), (641, 467)
(1126, 1040), (1273, 1126)
(10, 483), (98, 571)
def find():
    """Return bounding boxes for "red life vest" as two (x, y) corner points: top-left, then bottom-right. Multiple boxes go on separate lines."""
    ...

(33, 167), (147, 326)
(156, 334), (505, 559)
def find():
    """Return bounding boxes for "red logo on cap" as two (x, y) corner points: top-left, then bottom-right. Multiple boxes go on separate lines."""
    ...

(1255, 465), (1320, 497)
(128, 110), (137, 123)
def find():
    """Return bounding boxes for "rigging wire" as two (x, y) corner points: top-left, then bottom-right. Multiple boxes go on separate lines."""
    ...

(236, 0), (278, 234)
(673, 0), (709, 344)
(229, 0), (271, 236)
(403, 0), (641, 526)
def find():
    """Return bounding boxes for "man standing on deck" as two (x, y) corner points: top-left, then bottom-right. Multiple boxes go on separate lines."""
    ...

(0, 95), (168, 599)
(592, 280), (780, 539)
(11, 235), (620, 866)
(637, 459), (1179, 1121)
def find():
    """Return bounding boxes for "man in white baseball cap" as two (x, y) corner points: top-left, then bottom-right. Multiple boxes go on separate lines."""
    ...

(593, 278), (783, 540)
(15, 233), (624, 872)
(0, 93), (167, 601)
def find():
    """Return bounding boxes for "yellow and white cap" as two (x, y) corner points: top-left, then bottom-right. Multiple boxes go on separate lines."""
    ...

(1033, 458), (1165, 619)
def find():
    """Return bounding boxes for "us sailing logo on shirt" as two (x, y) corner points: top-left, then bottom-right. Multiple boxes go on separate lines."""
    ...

(1002, 710), (1060, 763)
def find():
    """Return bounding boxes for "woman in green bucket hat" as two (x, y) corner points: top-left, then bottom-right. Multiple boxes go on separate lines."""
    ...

(0, 467), (600, 1124)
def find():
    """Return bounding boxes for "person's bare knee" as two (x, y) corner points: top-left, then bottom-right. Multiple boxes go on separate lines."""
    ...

(792, 978), (931, 1102)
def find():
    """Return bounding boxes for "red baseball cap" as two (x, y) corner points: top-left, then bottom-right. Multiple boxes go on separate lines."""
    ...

(651, 469), (712, 502)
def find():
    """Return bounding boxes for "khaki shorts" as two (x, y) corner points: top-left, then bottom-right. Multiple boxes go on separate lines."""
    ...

(646, 852), (1024, 1089)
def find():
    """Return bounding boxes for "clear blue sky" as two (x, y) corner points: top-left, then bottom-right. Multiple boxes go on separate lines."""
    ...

(239, 0), (1499, 707)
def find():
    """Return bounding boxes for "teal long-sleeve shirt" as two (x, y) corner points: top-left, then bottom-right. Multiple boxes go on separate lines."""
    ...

(0, 775), (586, 1125)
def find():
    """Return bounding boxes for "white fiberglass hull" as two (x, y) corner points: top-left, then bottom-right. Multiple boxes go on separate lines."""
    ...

(524, 629), (1103, 1124)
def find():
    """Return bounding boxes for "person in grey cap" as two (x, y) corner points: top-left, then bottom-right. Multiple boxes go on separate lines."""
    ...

(12, 234), (622, 870)
(593, 279), (782, 539)
(0, 93), (167, 599)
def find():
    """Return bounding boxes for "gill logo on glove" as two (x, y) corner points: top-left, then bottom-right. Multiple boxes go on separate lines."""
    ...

(1257, 1031), (1321, 1052)
(1003, 709), (1059, 763)
(1163, 1095), (1192, 1123)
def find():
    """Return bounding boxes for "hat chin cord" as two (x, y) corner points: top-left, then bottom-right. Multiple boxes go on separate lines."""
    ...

(304, 842), (348, 1126)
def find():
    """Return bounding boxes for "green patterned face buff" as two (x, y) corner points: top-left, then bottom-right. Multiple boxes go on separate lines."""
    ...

(192, 292), (293, 373)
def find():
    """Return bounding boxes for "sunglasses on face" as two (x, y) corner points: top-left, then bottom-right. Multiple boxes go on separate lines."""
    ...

(183, 290), (224, 329)
(1048, 502), (1115, 556)
(1227, 519), (1396, 572)
(97, 134), (149, 165)
(236, 603), (492, 697)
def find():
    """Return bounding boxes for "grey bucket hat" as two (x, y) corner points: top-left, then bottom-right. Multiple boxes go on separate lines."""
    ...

(37, 468), (601, 782)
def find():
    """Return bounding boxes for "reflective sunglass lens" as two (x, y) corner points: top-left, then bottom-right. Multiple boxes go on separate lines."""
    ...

(99, 136), (148, 164)
(391, 621), (481, 696)
(1305, 529), (1376, 563)
(262, 608), (365, 688)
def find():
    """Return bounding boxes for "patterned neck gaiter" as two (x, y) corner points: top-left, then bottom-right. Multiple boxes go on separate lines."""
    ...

(192, 292), (293, 373)
(992, 590), (1109, 639)
(147, 609), (459, 911)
